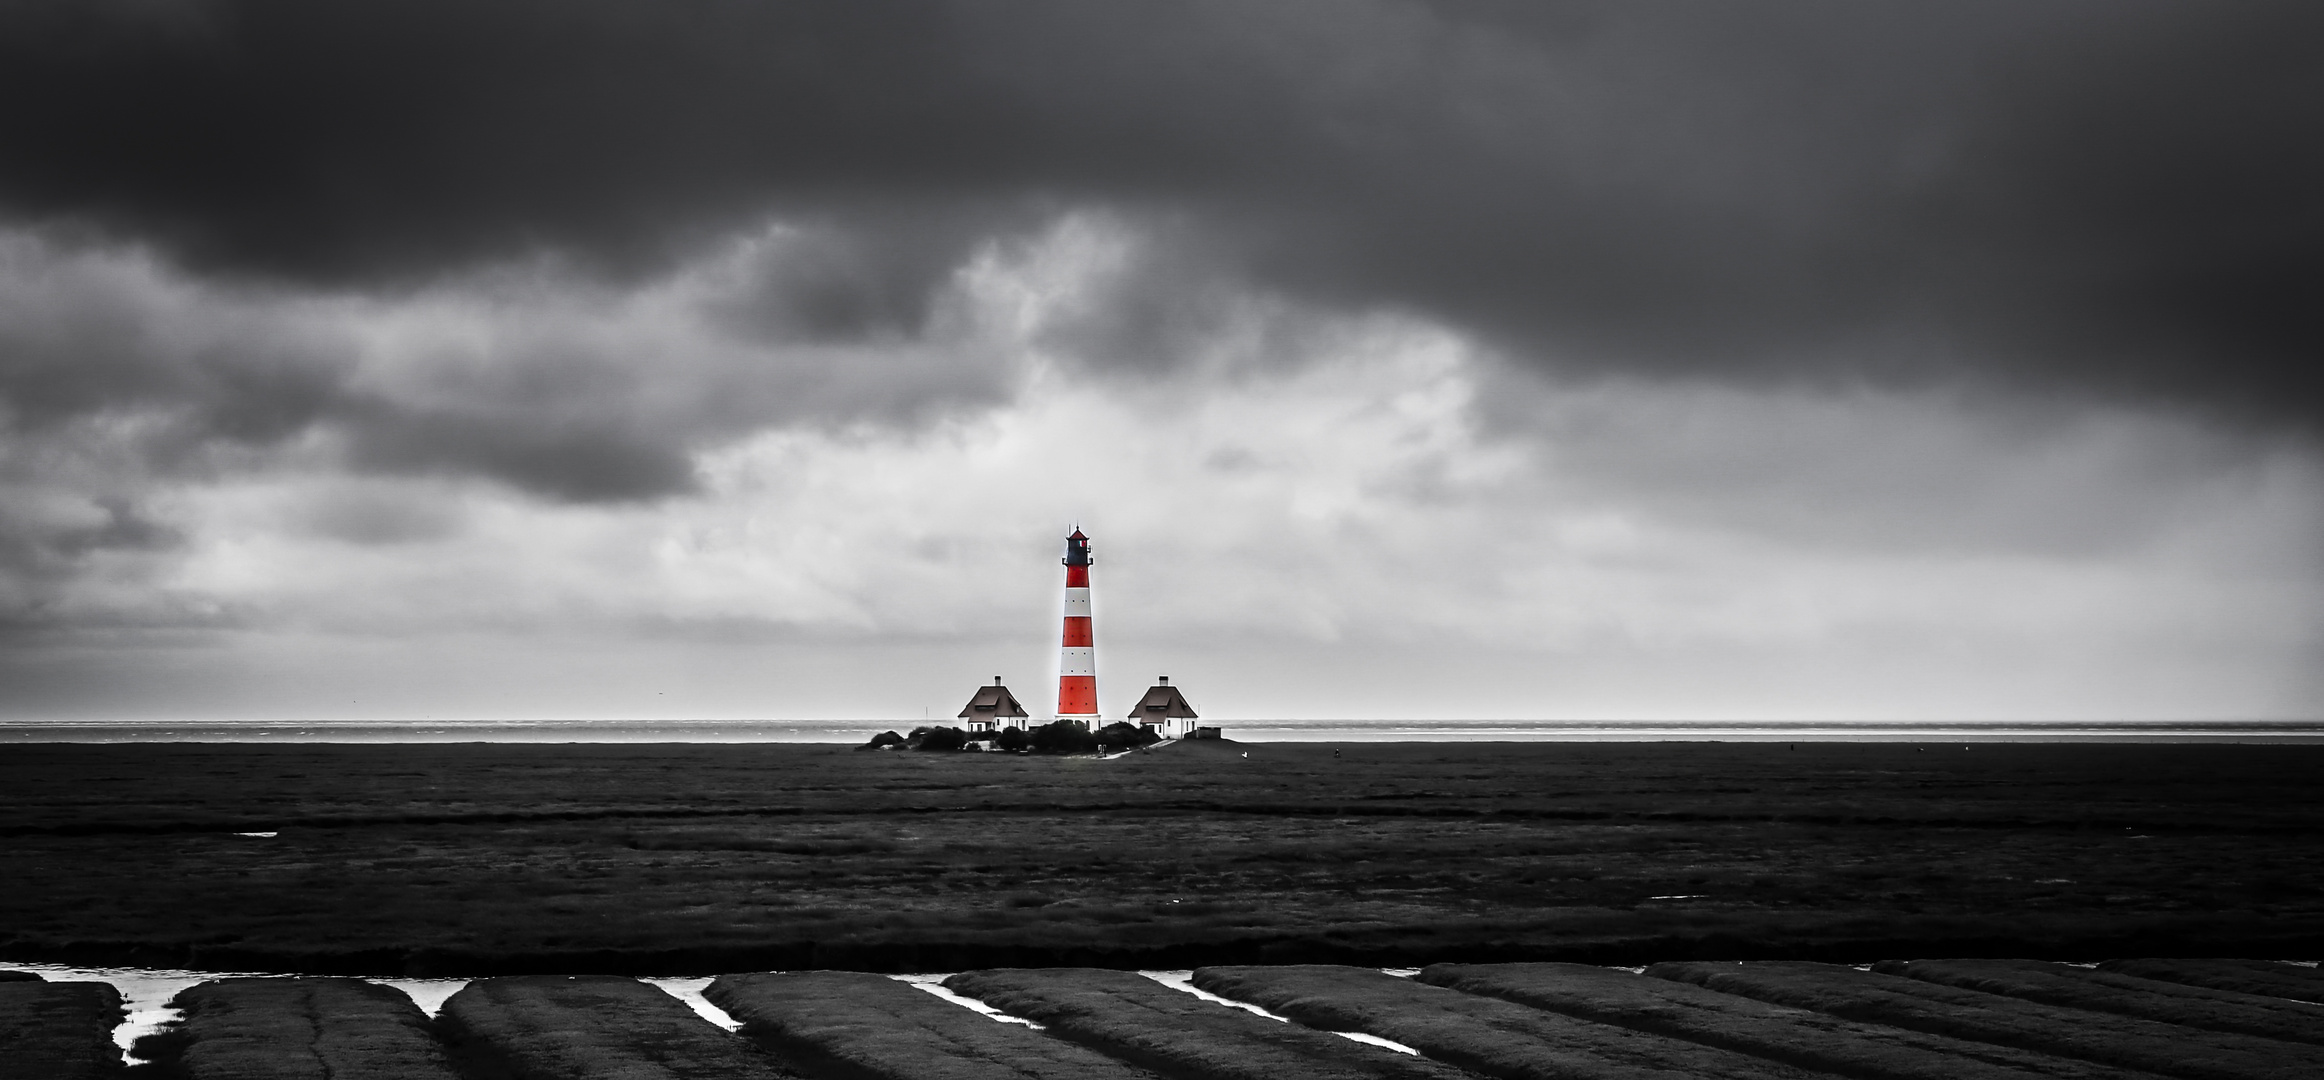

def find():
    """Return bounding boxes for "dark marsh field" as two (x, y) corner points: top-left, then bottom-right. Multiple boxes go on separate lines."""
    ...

(1, 739), (2319, 976)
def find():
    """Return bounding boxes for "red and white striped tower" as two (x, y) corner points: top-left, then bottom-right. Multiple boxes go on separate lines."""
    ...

(1056, 529), (1099, 724)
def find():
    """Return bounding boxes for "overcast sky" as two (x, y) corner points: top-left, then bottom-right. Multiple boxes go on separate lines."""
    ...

(2, 1), (2319, 724)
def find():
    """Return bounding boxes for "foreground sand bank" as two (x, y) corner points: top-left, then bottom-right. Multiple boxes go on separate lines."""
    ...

(8, 960), (2323, 1080)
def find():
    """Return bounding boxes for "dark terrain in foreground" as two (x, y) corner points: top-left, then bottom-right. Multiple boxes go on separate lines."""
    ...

(2, 740), (2320, 975)
(8, 959), (2323, 1079)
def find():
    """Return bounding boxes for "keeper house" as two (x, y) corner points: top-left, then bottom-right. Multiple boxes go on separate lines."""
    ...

(958, 677), (1030, 733)
(1129, 676), (1203, 740)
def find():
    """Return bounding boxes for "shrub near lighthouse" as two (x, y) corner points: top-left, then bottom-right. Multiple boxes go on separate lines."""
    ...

(1057, 529), (1098, 723)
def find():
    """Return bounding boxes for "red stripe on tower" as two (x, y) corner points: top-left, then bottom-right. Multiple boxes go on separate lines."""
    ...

(1057, 529), (1098, 721)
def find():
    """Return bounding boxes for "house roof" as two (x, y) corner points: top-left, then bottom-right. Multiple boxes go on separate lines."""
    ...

(1128, 683), (1198, 719)
(958, 682), (1028, 718)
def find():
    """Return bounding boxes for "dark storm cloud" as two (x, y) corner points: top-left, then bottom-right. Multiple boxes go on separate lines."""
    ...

(0, 495), (177, 578)
(1, 0), (2318, 428)
(0, 229), (1017, 503)
(0, 237), (686, 502)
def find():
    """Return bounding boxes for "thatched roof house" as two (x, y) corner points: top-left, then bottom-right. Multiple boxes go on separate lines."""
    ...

(958, 677), (1029, 732)
(1129, 676), (1201, 739)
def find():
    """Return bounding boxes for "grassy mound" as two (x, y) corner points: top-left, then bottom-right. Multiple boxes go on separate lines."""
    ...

(707, 970), (1162, 1080)
(2096, 960), (2324, 1006)
(1875, 959), (2324, 1047)
(439, 974), (797, 1080)
(137, 977), (458, 1080)
(1650, 961), (2308, 1080)
(0, 979), (124, 1079)
(1192, 964), (1818, 1080)
(942, 968), (1467, 1080)
(1419, 961), (2139, 1080)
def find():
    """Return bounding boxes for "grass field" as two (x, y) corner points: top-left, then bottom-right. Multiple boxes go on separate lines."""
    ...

(942, 967), (1469, 1080)
(6, 959), (2321, 1079)
(135, 976), (460, 1080)
(1648, 961), (2310, 1080)
(1870, 959), (2324, 1045)
(0, 979), (122, 1080)
(1415, 961), (2140, 1080)
(1188, 964), (1821, 1080)
(2097, 959), (2324, 1005)
(437, 975), (796, 1080)
(706, 970), (1163, 1080)
(2, 740), (2320, 975)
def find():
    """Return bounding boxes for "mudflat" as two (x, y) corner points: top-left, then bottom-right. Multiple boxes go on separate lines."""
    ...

(1, 740), (2318, 975)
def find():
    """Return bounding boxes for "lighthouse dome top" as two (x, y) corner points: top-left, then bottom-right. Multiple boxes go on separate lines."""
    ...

(1063, 529), (1092, 567)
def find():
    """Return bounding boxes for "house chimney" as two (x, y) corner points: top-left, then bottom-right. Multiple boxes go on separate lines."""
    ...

(1159, 675), (1169, 684)
(994, 676), (1003, 685)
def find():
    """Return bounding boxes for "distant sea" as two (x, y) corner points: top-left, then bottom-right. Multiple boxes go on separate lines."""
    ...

(5, 718), (2321, 743)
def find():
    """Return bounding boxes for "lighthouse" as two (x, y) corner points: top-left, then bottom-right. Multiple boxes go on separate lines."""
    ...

(1056, 529), (1099, 724)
